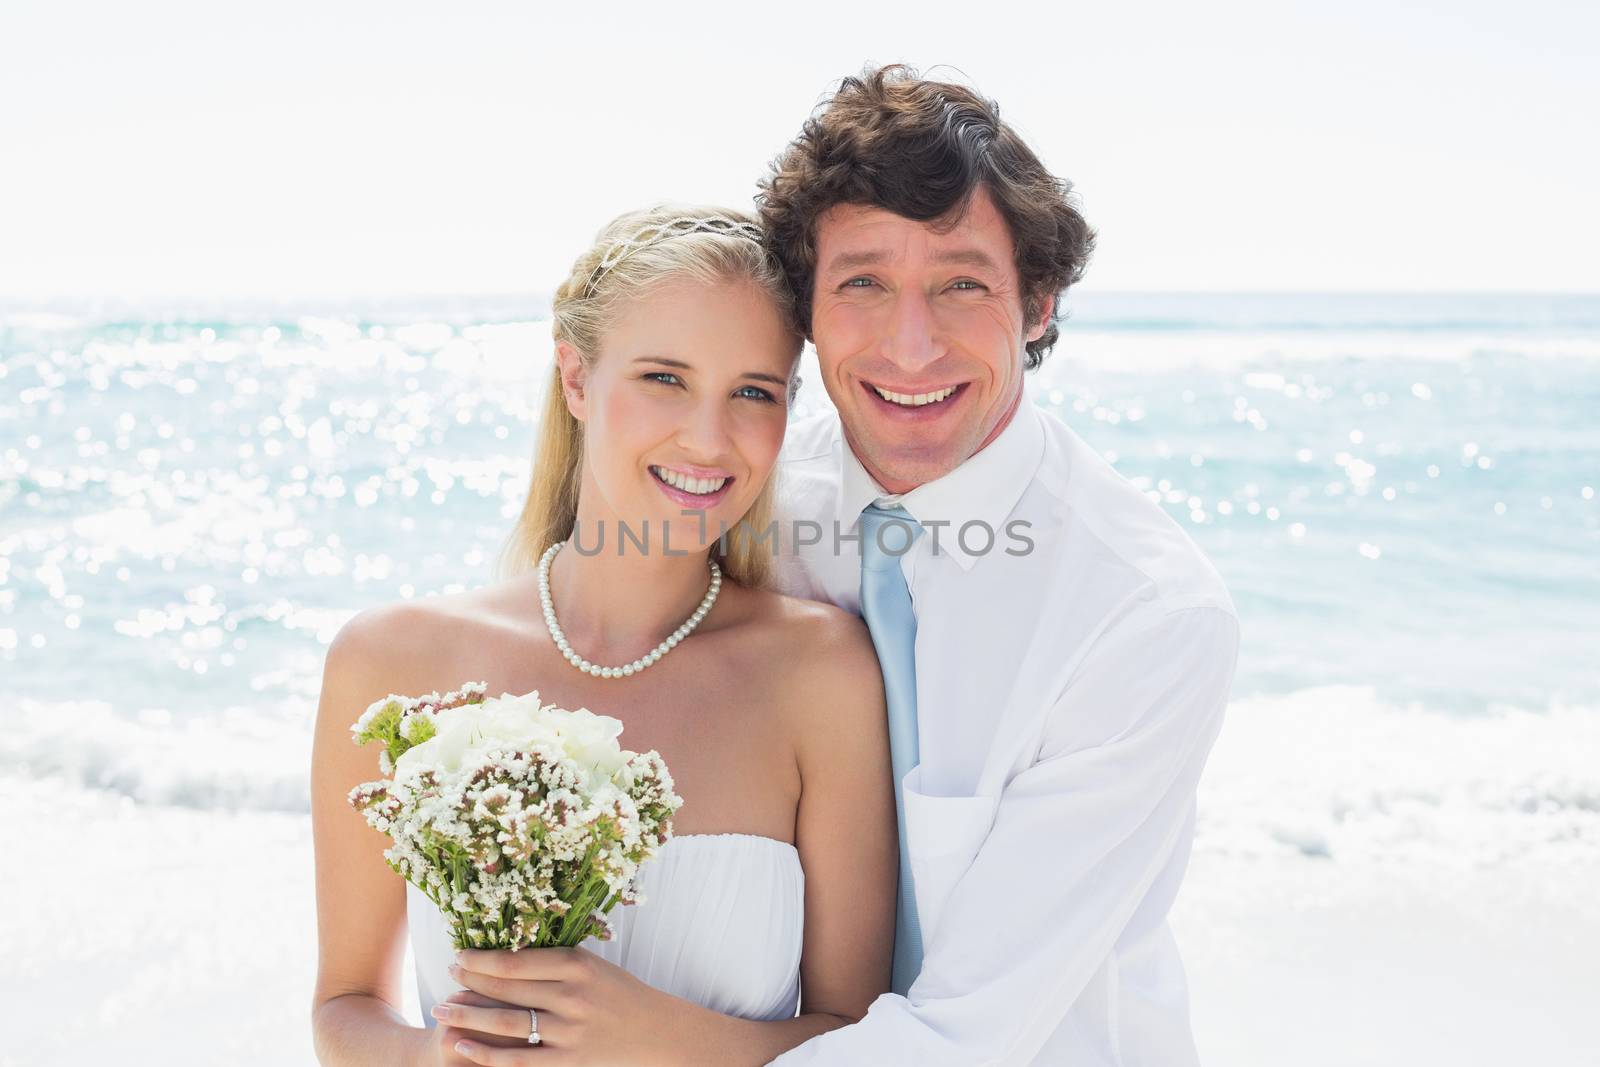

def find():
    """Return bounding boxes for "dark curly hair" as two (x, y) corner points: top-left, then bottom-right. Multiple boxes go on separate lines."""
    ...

(756, 64), (1096, 369)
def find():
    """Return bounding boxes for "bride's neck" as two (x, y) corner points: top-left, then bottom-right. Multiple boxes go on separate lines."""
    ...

(543, 522), (719, 663)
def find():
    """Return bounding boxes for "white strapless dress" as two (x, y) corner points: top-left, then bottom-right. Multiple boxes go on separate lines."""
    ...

(408, 833), (805, 1025)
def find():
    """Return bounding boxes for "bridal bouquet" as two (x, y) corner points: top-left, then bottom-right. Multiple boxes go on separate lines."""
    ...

(348, 682), (682, 950)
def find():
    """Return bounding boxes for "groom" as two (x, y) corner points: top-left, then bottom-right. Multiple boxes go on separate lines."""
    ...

(760, 66), (1239, 1065)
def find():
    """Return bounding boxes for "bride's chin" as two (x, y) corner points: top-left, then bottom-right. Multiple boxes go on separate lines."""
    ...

(658, 513), (729, 546)
(656, 503), (754, 548)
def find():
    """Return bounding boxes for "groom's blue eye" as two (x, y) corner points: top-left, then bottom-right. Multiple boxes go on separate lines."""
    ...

(843, 278), (875, 288)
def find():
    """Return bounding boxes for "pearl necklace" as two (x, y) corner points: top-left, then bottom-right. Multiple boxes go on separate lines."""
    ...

(537, 540), (722, 679)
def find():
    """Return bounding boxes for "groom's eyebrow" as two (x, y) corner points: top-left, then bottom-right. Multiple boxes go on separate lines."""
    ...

(823, 247), (1002, 273)
(824, 249), (893, 273)
(932, 248), (1003, 271)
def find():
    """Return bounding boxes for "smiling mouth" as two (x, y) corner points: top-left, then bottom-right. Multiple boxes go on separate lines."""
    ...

(865, 381), (967, 408)
(649, 465), (732, 496)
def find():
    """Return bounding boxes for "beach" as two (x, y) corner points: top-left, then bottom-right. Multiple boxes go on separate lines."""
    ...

(3, 293), (1597, 1064)
(6, 688), (1598, 1064)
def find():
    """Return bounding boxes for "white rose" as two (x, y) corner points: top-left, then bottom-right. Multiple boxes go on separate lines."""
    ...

(392, 734), (441, 780)
(550, 707), (628, 783)
(393, 692), (578, 778)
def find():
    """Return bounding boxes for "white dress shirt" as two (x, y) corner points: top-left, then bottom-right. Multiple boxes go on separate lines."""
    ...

(767, 388), (1240, 1066)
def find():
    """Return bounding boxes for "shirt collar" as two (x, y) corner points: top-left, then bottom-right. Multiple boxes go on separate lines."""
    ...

(836, 387), (1047, 571)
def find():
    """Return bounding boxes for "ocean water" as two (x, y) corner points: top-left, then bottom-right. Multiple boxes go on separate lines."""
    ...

(2, 292), (1597, 879)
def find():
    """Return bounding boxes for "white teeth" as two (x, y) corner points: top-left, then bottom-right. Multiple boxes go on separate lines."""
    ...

(651, 466), (729, 495)
(872, 384), (958, 407)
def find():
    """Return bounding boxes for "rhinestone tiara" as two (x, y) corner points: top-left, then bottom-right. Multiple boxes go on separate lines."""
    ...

(584, 216), (767, 294)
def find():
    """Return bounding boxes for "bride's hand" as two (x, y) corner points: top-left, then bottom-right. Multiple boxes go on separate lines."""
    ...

(443, 946), (686, 1066)
(421, 990), (534, 1067)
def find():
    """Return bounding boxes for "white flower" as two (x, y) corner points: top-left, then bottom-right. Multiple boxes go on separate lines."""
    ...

(557, 707), (627, 774)
(393, 692), (629, 784)
(350, 682), (682, 951)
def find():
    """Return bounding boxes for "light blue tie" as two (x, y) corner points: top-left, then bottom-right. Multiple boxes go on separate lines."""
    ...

(857, 502), (925, 996)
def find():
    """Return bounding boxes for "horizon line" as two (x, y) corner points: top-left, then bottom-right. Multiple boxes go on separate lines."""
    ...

(5, 287), (1599, 308)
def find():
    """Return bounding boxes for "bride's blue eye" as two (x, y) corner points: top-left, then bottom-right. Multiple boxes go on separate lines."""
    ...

(735, 385), (777, 403)
(643, 372), (681, 386)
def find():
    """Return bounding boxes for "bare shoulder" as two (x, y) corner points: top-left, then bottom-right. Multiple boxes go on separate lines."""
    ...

(737, 586), (875, 668)
(727, 586), (885, 729)
(729, 590), (892, 813)
(317, 584), (522, 739)
(325, 597), (436, 675)
(328, 581), (527, 678)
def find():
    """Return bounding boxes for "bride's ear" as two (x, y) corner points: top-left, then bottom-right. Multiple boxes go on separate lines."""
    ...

(556, 341), (590, 421)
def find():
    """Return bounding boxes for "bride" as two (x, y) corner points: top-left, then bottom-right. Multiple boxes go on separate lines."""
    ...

(309, 205), (896, 1065)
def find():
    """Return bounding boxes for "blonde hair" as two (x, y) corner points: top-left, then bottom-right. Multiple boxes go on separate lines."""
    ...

(494, 204), (802, 587)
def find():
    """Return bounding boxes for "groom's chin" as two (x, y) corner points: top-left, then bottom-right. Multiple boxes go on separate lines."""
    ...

(856, 437), (970, 491)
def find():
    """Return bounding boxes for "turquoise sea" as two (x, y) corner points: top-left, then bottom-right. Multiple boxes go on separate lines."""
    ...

(2, 292), (1597, 839)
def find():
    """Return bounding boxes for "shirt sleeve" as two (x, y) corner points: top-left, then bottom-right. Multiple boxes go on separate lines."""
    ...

(767, 604), (1240, 1066)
